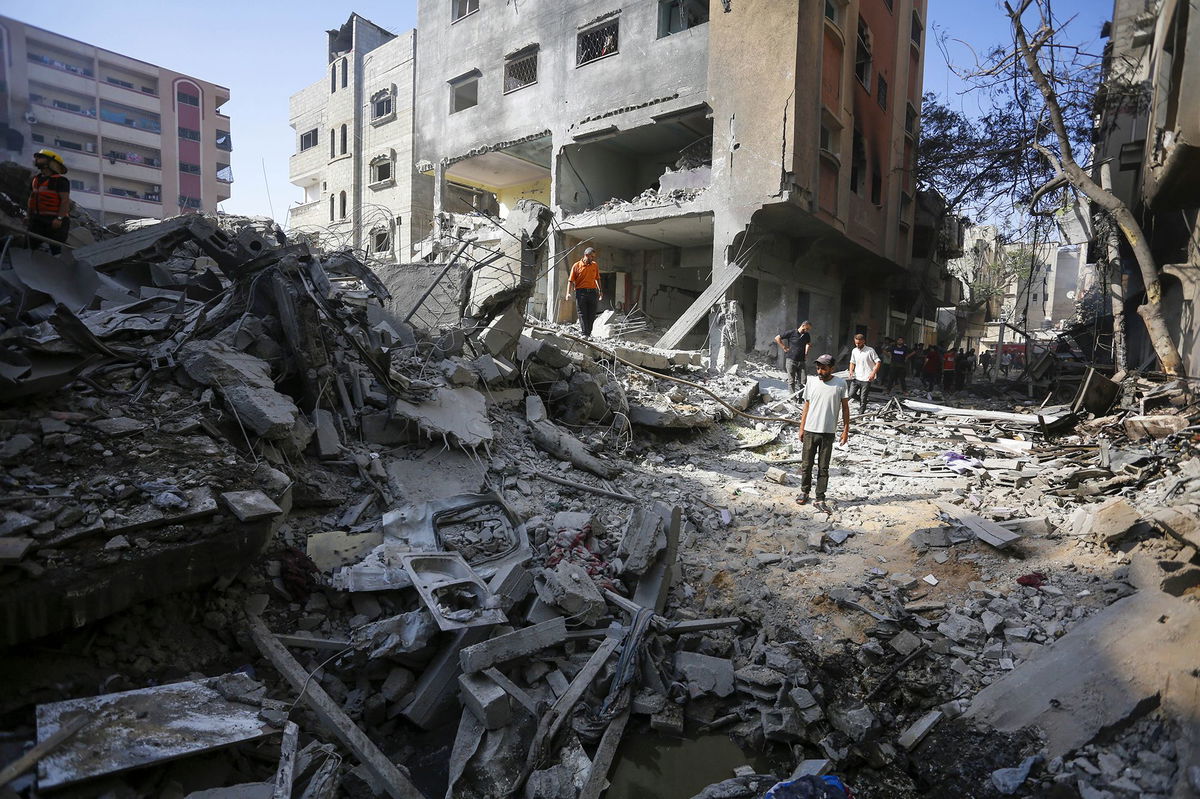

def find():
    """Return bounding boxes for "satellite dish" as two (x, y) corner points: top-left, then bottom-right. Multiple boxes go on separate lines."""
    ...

(1066, 291), (1076, 299)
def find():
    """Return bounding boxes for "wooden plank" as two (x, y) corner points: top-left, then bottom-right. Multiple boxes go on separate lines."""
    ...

(655, 263), (746, 350)
(272, 721), (300, 799)
(0, 715), (87, 787)
(578, 710), (631, 799)
(246, 615), (424, 799)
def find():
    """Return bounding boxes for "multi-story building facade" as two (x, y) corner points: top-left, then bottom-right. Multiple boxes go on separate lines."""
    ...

(287, 15), (433, 261)
(0, 15), (232, 225)
(1094, 0), (1200, 373)
(414, 0), (928, 353)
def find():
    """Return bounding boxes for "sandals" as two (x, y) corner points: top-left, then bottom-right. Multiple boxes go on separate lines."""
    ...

(795, 494), (810, 506)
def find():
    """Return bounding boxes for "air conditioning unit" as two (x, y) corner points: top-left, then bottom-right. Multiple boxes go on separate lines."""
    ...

(23, 112), (37, 125)
(152, 185), (161, 193)
(84, 141), (95, 153)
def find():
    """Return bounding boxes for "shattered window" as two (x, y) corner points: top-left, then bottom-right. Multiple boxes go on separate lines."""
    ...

(577, 19), (619, 66)
(178, 195), (201, 209)
(658, 0), (709, 38)
(504, 50), (538, 93)
(373, 230), (391, 253)
(216, 130), (232, 152)
(877, 75), (888, 110)
(216, 163), (233, 183)
(855, 17), (872, 89)
(371, 159), (393, 184)
(452, 0), (479, 22)
(300, 128), (318, 151)
(450, 76), (478, 113)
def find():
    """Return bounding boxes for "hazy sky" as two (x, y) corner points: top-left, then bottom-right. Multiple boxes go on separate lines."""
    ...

(10, 0), (1110, 222)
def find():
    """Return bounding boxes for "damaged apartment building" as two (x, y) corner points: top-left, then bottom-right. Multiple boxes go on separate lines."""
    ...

(412, 0), (933, 354)
(288, 15), (434, 261)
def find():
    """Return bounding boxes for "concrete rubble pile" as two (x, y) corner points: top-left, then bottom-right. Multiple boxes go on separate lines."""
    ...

(2, 203), (1199, 796)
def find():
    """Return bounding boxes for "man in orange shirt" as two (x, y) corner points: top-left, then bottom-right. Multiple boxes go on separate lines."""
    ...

(565, 247), (603, 338)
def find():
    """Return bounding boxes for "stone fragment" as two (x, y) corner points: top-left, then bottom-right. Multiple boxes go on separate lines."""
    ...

(897, 710), (943, 750)
(312, 409), (341, 458)
(888, 630), (923, 656)
(675, 652), (735, 698)
(1123, 414), (1189, 439)
(826, 701), (878, 743)
(536, 561), (606, 625)
(1087, 497), (1141, 543)
(220, 490), (283, 522)
(458, 672), (511, 729)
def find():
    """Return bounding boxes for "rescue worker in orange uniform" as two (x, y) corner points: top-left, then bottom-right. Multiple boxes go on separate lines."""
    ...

(565, 247), (603, 338)
(28, 149), (71, 254)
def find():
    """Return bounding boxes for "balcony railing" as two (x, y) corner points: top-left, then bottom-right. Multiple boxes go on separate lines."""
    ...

(107, 187), (161, 202)
(27, 51), (94, 78)
(105, 150), (162, 169)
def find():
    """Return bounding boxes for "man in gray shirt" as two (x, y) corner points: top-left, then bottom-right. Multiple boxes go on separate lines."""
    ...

(797, 353), (851, 511)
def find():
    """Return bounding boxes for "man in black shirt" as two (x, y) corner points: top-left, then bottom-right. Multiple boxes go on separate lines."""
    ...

(885, 336), (912, 393)
(774, 321), (812, 396)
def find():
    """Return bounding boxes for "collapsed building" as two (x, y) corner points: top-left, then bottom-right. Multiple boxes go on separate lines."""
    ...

(1, 147), (1199, 798)
(290, 0), (951, 361)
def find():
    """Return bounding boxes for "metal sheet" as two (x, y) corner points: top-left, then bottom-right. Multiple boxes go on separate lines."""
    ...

(36, 673), (274, 789)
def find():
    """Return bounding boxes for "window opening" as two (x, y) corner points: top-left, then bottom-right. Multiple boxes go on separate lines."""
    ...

(216, 130), (232, 151)
(824, 0), (839, 23)
(372, 91), (393, 120)
(373, 230), (391, 253)
(177, 91), (199, 107)
(339, 191), (347, 220)
(905, 104), (918, 136)
(340, 124), (347, 155)
(450, 76), (479, 113)
(179, 162), (201, 175)
(300, 129), (318, 151)
(877, 75), (888, 110)
(330, 64), (337, 93)
(578, 19), (619, 65)
(452, 0), (479, 21)
(178, 127), (201, 142)
(855, 17), (872, 89)
(340, 57), (348, 89)
(911, 11), (923, 46)
(504, 49), (538, 93)
(330, 129), (336, 159)
(329, 195), (335, 221)
(658, 0), (709, 37)
(371, 159), (393, 183)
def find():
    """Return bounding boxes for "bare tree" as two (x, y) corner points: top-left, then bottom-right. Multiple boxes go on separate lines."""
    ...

(1000, 0), (1183, 374)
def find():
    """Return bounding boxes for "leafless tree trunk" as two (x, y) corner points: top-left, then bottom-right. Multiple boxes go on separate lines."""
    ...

(1007, 0), (1182, 374)
(1098, 164), (1127, 372)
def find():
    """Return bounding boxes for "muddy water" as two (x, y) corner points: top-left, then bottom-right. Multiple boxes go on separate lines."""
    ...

(604, 729), (775, 799)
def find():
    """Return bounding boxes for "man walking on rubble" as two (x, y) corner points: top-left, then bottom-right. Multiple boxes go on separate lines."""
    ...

(797, 354), (851, 513)
(774, 320), (813, 397)
(886, 336), (912, 394)
(847, 333), (880, 413)
(27, 149), (71, 255)
(565, 247), (603, 338)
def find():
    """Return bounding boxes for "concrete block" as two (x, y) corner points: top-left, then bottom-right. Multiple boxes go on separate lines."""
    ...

(675, 651), (735, 698)
(613, 347), (670, 371)
(526, 395), (548, 423)
(1087, 497), (1141, 543)
(515, 335), (542, 362)
(765, 467), (788, 484)
(1123, 414), (1189, 439)
(476, 306), (525, 360)
(458, 672), (512, 729)
(459, 617), (568, 673)
(650, 701), (684, 735)
(471, 354), (504, 386)
(897, 710), (943, 750)
(220, 490), (283, 523)
(312, 409), (341, 458)
(536, 561), (606, 624)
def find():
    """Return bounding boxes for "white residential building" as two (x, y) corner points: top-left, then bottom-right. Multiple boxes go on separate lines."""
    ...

(287, 15), (433, 260)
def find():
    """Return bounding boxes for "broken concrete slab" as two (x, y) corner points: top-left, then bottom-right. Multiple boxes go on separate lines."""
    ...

(220, 490), (284, 523)
(1086, 497), (1142, 544)
(675, 651), (735, 698)
(306, 529), (385, 573)
(180, 340), (301, 440)
(537, 561), (606, 625)
(392, 386), (493, 449)
(36, 673), (273, 790)
(1123, 414), (1190, 440)
(312, 408), (342, 458)
(460, 617), (568, 674)
(965, 588), (1200, 757)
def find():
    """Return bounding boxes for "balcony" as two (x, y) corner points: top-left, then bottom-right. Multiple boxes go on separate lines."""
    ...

(288, 198), (328, 229)
(27, 101), (97, 133)
(103, 156), (162, 183)
(102, 189), (163, 217)
(98, 119), (160, 148)
(97, 80), (161, 113)
(289, 146), (326, 183)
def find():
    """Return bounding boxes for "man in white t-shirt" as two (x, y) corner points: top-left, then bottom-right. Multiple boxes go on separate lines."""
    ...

(847, 333), (881, 414)
(797, 354), (851, 510)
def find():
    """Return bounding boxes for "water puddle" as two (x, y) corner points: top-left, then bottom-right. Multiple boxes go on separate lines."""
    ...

(605, 729), (775, 799)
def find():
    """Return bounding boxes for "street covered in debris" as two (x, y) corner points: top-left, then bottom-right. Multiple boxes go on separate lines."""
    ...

(1, 176), (1198, 799)
(3, 0), (1200, 797)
